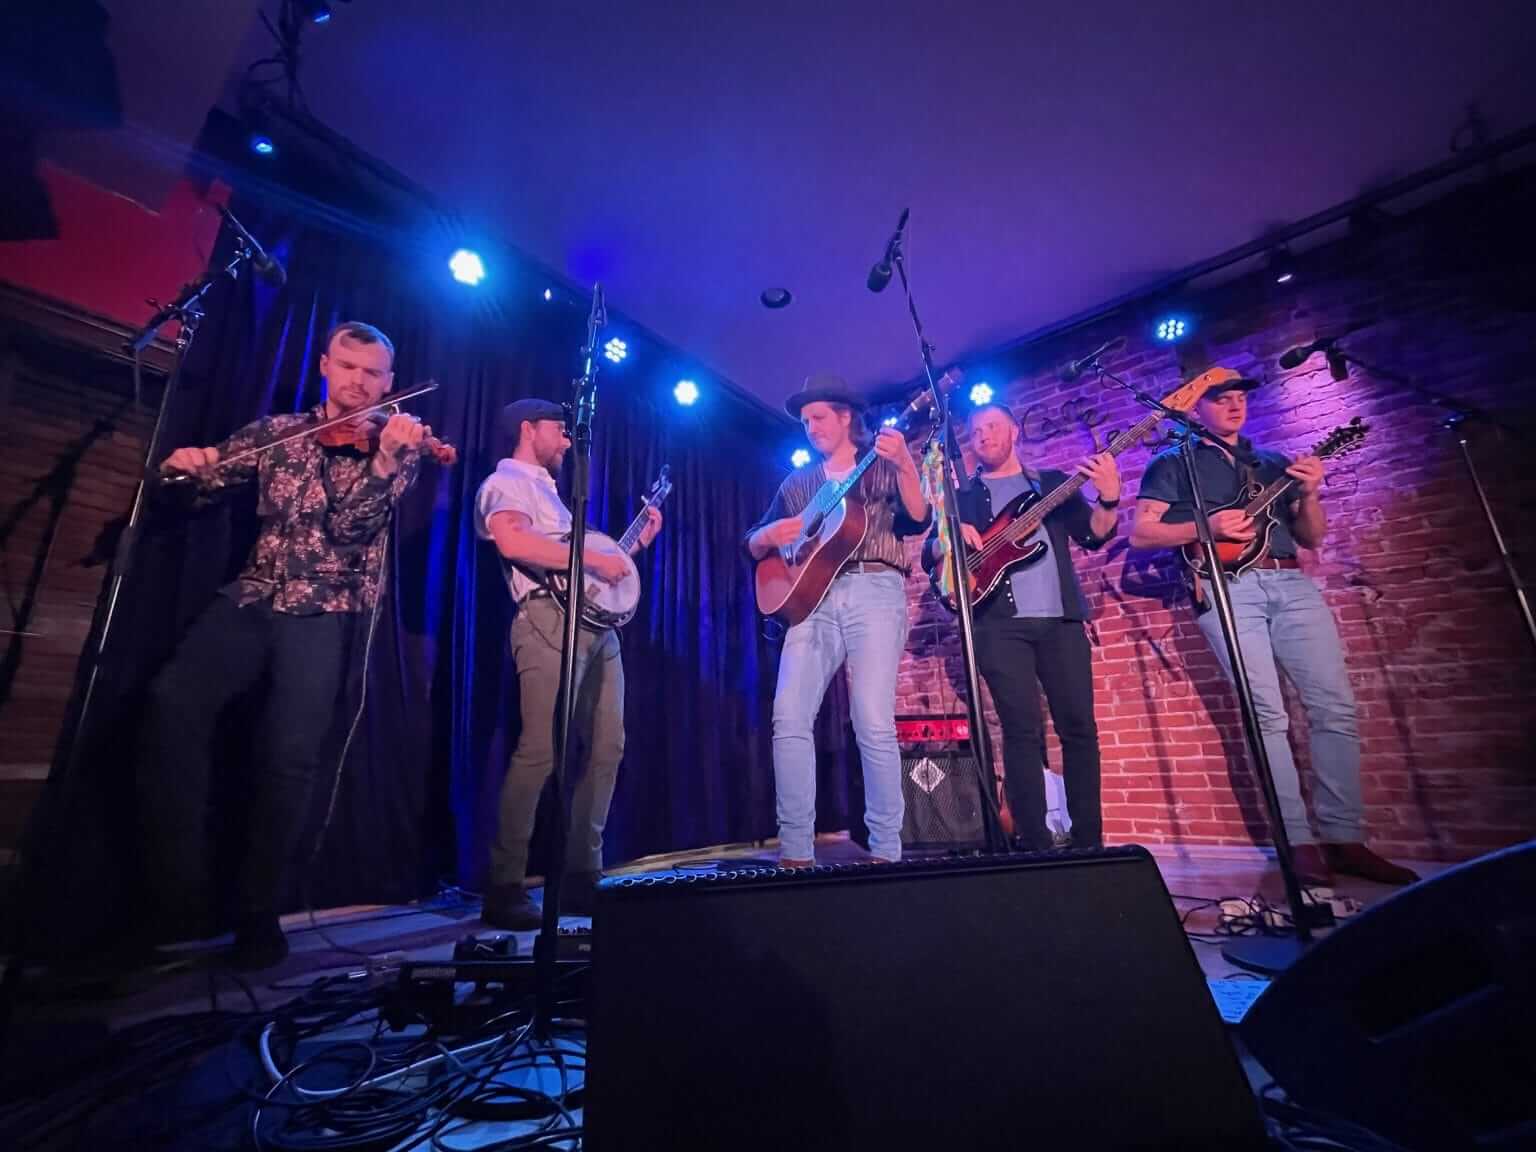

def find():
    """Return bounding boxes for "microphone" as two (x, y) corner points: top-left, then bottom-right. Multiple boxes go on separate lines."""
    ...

(866, 207), (910, 293)
(1060, 337), (1123, 382)
(1277, 336), (1336, 370)
(218, 205), (286, 285)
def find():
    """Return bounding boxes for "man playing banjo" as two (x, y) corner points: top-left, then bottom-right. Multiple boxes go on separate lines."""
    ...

(475, 397), (663, 929)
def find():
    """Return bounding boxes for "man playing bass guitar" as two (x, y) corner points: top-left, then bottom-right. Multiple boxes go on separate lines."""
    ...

(746, 377), (930, 866)
(1129, 376), (1416, 886)
(475, 397), (662, 929)
(922, 402), (1120, 851)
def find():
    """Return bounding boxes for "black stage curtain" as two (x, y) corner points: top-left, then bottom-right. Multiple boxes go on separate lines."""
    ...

(32, 195), (874, 941)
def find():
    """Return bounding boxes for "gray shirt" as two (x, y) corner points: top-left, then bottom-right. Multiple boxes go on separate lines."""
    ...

(980, 472), (1066, 618)
(475, 457), (571, 603)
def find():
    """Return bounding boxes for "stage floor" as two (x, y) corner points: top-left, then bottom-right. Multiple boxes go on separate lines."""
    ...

(1, 837), (1446, 1150)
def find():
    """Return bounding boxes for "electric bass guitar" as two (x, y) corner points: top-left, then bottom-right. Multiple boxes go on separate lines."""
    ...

(931, 367), (1237, 613)
(546, 465), (673, 629)
(754, 377), (950, 626)
(1178, 417), (1367, 579)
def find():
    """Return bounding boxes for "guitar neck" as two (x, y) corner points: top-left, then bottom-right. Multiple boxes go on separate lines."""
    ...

(1006, 408), (1163, 536)
(1244, 474), (1298, 519)
(616, 505), (649, 553)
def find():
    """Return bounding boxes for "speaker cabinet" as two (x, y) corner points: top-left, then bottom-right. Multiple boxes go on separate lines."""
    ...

(588, 847), (1264, 1151)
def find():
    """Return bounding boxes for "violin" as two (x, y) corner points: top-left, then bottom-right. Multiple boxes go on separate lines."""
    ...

(316, 408), (459, 467)
(160, 379), (457, 484)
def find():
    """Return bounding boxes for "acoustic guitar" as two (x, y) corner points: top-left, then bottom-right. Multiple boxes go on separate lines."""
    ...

(754, 377), (951, 626)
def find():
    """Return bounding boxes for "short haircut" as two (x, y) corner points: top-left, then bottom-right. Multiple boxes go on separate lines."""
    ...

(968, 401), (1016, 426)
(324, 321), (395, 359)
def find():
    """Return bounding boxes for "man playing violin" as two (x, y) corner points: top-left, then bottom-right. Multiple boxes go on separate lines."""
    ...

(139, 321), (428, 969)
(475, 397), (661, 929)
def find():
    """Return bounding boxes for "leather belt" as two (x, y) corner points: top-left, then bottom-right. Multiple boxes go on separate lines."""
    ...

(842, 561), (903, 576)
(1250, 556), (1301, 571)
(523, 588), (553, 602)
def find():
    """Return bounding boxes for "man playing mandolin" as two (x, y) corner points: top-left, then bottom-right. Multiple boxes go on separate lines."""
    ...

(923, 402), (1120, 851)
(476, 397), (661, 929)
(1129, 376), (1416, 886)
(746, 376), (930, 866)
(140, 321), (430, 969)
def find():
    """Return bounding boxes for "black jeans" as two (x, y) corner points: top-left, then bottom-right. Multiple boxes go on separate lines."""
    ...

(973, 616), (1102, 851)
(137, 595), (351, 936)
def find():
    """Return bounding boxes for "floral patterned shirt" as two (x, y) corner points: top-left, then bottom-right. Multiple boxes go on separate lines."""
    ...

(191, 406), (421, 614)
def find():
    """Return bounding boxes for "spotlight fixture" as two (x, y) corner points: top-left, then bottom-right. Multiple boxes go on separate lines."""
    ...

(673, 379), (700, 406)
(969, 382), (994, 406)
(249, 133), (276, 156)
(448, 249), (485, 286)
(1154, 316), (1189, 343)
(760, 287), (793, 309)
(1267, 246), (1296, 285)
(296, 0), (333, 23)
(603, 337), (628, 364)
(791, 448), (812, 468)
(542, 288), (553, 301)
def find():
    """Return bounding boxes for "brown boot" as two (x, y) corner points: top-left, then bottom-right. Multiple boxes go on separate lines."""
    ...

(1288, 844), (1334, 887)
(1322, 842), (1419, 886)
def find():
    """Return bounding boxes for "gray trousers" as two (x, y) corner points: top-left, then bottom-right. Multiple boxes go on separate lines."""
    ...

(490, 595), (626, 888)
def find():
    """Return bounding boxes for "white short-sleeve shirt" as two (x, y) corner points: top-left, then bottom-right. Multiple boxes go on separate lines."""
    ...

(475, 458), (572, 603)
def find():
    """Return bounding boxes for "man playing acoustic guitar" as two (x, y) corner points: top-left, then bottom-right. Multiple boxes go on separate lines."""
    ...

(1129, 376), (1416, 886)
(746, 377), (930, 866)
(922, 402), (1120, 851)
(476, 397), (662, 928)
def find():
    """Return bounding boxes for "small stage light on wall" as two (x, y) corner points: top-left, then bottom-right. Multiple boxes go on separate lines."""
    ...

(448, 249), (486, 286)
(603, 337), (629, 364)
(297, 0), (333, 23)
(1155, 316), (1190, 343)
(791, 448), (812, 468)
(968, 381), (994, 406)
(249, 133), (276, 156)
(542, 288), (553, 301)
(673, 379), (700, 406)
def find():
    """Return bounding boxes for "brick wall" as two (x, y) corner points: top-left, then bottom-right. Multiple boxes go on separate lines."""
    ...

(897, 182), (1536, 862)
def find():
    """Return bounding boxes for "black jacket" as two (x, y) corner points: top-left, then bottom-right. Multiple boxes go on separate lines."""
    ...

(921, 468), (1112, 623)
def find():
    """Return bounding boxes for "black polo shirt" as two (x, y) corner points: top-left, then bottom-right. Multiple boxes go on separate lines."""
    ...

(1137, 437), (1300, 558)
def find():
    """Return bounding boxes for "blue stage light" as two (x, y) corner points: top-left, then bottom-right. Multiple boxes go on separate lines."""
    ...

(969, 381), (994, 406)
(791, 448), (812, 468)
(673, 379), (700, 406)
(1155, 316), (1189, 342)
(449, 249), (486, 286)
(249, 134), (276, 156)
(543, 288), (553, 301)
(603, 337), (628, 364)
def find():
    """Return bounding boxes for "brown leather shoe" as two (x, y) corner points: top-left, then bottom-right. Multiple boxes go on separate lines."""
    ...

(1288, 844), (1334, 887)
(779, 857), (814, 869)
(1323, 842), (1419, 886)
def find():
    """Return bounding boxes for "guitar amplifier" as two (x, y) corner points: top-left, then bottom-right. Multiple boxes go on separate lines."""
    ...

(852, 715), (990, 851)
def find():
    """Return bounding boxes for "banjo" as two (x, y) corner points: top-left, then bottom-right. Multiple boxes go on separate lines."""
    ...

(546, 465), (673, 629)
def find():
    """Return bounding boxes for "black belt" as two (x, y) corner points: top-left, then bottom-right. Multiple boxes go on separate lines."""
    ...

(523, 588), (553, 602)
(1250, 555), (1301, 571)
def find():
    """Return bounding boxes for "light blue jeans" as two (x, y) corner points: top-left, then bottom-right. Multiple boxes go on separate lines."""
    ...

(772, 569), (910, 861)
(1196, 569), (1363, 845)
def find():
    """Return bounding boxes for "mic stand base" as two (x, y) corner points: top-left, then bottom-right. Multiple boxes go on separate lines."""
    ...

(1220, 933), (1310, 977)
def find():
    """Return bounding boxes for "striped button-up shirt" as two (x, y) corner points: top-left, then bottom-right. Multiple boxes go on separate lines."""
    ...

(749, 457), (930, 574)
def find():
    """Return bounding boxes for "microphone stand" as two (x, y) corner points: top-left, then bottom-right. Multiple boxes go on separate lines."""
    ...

(1093, 362), (1316, 973)
(61, 244), (256, 804)
(1330, 348), (1535, 656)
(534, 283), (605, 1035)
(886, 236), (1006, 852)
